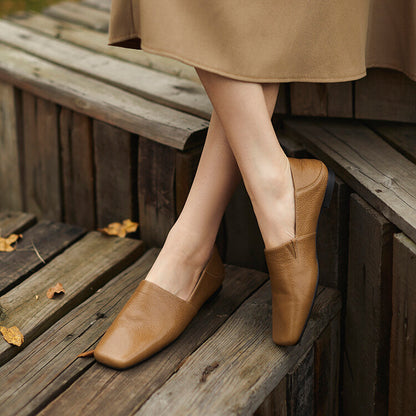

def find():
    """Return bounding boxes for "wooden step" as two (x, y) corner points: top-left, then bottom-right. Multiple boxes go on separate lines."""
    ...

(0, 211), (342, 416)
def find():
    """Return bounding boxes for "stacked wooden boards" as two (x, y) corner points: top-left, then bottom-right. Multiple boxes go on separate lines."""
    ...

(0, 210), (342, 415)
(281, 116), (416, 416)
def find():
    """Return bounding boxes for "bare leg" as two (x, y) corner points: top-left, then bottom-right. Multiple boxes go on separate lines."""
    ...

(145, 80), (280, 300)
(193, 68), (296, 250)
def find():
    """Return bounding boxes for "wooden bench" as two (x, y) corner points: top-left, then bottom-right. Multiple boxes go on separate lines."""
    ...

(0, 210), (341, 415)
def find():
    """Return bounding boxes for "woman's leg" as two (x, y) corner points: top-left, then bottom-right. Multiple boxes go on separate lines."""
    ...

(193, 68), (295, 250)
(145, 80), (280, 300)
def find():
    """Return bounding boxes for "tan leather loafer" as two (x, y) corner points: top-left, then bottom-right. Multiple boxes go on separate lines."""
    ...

(264, 157), (335, 346)
(93, 244), (225, 369)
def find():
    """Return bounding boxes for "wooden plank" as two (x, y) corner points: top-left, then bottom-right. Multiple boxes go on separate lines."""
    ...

(0, 81), (22, 211)
(80, 0), (111, 12)
(138, 136), (176, 247)
(290, 83), (353, 118)
(0, 42), (208, 150)
(0, 219), (86, 295)
(20, 92), (62, 221)
(42, 1), (109, 32)
(0, 211), (36, 237)
(355, 68), (416, 123)
(36, 265), (270, 416)
(0, 19), (211, 120)
(60, 108), (95, 229)
(343, 193), (396, 416)
(314, 315), (341, 416)
(0, 248), (159, 416)
(6, 12), (200, 83)
(363, 119), (416, 165)
(389, 233), (416, 416)
(254, 379), (287, 416)
(133, 285), (341, 416)
(282, 116), (416, 242)
(0, 231), (145, 365)
(286, 346), (315, 415)
(94, 120), (137, 228)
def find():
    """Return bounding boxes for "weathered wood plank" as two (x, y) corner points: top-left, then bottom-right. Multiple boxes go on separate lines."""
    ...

(0, 231), (145, 365)
(343, 193), (396, 416)
(315, 315), (341, 416)
(60, 108), (95, 229)
(94, 120), (137, 228)
(0, 248), (159, 416)
(36, 265), (270, 416)
(0, 211), (36, 238)
(389, 233), (416, 416)
(80, 0), (111, 12)
(20, 92), (62, 221)
(6, 12), (200, 83)
(0, 43), (208, 150)
(0, 219), (86, 295)
(355, 68), (416, 123)
(282, 116), (416, 242)
(0, 81), (22, 211)
(133, 286), (341, 416)
(0, 19), (211, 119)
(42, 1), (109, 32)
(138, 136), (177, 247)
(253, 378), (287, 416)
(363, 119), (416, 165)
(286, 346), (315, 416)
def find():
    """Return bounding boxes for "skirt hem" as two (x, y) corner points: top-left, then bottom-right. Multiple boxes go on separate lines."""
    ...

(108, 34), (368, 83)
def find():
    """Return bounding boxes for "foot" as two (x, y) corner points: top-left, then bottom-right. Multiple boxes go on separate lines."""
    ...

(144, 224), (214, 301)
(256, 156), (296, 250)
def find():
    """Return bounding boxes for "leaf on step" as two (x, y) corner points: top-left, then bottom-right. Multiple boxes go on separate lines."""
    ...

(97, 219), (139, 238)
(0, 233), (22, 252)
(77, 349), (95, 358)
(46, 282), (66, 299)
(0, 325), (24, 346)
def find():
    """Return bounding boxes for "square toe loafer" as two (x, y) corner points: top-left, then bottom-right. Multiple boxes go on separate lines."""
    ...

(93, 244), (224, 369)
(264, 157), (335, 346)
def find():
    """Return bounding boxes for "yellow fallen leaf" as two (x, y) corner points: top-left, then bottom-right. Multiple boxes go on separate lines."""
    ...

(0, 326), (24, 346)
(46, 282), (66, 299)
(0, 233), (22, 252)
(77, 349), (95, 358)
(97, 219), (139, 238)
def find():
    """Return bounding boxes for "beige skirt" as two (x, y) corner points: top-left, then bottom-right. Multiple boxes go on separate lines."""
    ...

(107, 0), (371, 83)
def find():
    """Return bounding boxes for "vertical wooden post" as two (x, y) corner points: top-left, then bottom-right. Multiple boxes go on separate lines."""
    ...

(389, 232), (416, 416)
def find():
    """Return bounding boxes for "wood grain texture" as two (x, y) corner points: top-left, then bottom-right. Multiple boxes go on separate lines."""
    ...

(389, 233), (416, 416)
(0, 231), (145, 365)
(60, 108), (95, 229)
(282, 116), (416, 242)
(134, 285), (341, 416)
(6, 12), (200, 83)
(0, 43), (208, 150)
(94, 120), (137, 228)
(0, 19), (211, 119)
(343, 193), (396, 416)
(0, 81), (22, 211)
(0, 211), (36, 238)
(37, 265), (269, 416)
(0, 219), (86, 295)
(355, 68), (416, 123)
(0, 248), (158, 416)
(42, 1), (109, 32)
(20, 92), (62, 221)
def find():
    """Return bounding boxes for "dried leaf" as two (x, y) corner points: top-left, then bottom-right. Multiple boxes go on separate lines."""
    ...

(46, 282), (66, 299)
(97, 219), (139, 238)
(0, 326), (24, 346)
(0, 233), (22, 252)
(77, 349), (95, 358)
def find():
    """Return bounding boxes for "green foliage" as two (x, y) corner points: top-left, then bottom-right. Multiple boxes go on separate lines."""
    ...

(0, 0), (79, 17)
